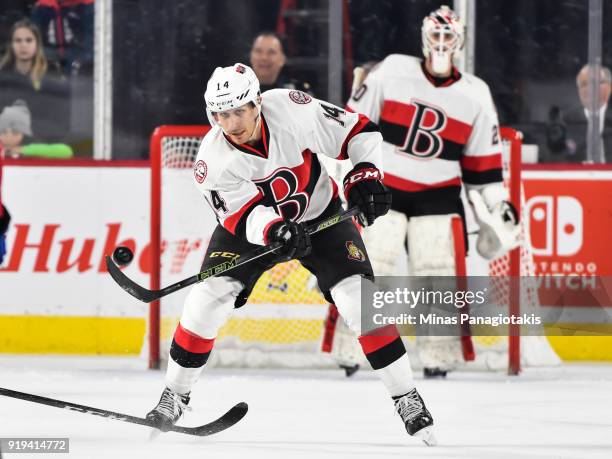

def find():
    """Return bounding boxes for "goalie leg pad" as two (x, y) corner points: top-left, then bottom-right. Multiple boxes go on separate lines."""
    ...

(321, 304), (364, 368)
(361, 209), (409, 276)
(407, 214), (463, 276)
(407, 215), (473, 368)
(321, 304), (339, 354)
(416, 336), (465, 369)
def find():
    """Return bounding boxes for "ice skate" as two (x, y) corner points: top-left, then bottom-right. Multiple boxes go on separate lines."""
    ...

(339, 363), (360, 377)
(146, 387), (191, 432)
(393, 388), (436, 446)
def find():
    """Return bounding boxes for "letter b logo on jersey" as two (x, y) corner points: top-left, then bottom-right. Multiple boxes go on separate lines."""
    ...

(399, 100), (447, 159)
(255, 169), (309, 221)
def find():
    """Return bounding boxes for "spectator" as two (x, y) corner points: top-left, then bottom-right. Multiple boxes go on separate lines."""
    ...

(31, 0), (94, 76)
(0, 18), (70, 143)
(0, 1), (36, 56)
(0, 100), (72, 159)
(545, 64), (612, 162)
(0, 18), (50, 91)
(249, 31), (312, 94)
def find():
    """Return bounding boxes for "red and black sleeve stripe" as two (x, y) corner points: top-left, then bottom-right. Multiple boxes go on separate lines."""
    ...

(460, 153), (503, 185)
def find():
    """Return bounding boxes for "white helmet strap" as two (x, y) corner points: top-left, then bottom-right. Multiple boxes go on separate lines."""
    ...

(244, 103), (262, 144)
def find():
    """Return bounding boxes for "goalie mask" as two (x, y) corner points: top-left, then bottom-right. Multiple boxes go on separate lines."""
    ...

(204, 63), (262, 128)
(421, 5), (464, 75)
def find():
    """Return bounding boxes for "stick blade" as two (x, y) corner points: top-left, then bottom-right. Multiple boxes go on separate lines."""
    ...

(105, 256), (158, 303)
(171, 402), (249, 437)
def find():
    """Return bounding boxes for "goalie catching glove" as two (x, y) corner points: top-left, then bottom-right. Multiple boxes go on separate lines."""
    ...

(343, 162), (392, 227)
(265, 219), (312, 262)
(468, 188), (520, 260)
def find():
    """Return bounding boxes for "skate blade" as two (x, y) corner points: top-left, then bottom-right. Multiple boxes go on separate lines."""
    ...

(414, 426), (437, 446)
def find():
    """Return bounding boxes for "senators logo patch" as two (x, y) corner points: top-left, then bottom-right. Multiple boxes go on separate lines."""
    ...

(289, 90), (312, 104)
(346, 241), (366, 262)
(194, 160), (207, 183)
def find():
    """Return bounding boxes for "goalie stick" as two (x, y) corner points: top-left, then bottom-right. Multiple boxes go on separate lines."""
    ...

(0, 387), (247, 437)
(106, 206), (360, 303)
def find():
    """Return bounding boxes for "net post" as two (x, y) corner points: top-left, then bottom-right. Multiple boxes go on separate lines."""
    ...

(149, 127), (164, 369)
(501, 127), (522, 375)
(148, 125), (211, 369)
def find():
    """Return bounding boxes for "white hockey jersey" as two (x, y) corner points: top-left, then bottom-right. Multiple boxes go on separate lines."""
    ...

(347, 54), (503, 196)
(193, 89), (382, 246)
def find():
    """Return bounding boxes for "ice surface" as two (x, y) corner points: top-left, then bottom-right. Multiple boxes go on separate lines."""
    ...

(0, 356), (611, 459)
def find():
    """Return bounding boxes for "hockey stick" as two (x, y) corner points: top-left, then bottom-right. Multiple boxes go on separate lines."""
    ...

(0, 387), (247, 437)
(106, 206), (360, 303)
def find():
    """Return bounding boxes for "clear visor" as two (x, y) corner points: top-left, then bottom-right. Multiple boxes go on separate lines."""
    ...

(205, 107), (217, 126)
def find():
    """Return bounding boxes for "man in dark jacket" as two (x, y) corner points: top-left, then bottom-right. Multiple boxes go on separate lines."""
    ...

(249, 31), (312, 94)
(546, 65), (612, 163)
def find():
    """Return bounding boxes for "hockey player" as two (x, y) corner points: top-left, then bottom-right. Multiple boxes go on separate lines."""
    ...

(146, 63), (436, 445)
(0, 145), (10, 265)
(345, 5), (519, 378)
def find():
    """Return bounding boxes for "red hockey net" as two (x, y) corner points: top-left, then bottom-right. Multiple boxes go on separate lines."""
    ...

(147, 125), (558, 372)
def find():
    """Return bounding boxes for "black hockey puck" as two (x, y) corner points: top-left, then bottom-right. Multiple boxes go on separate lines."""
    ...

(112, 246), (134, 266)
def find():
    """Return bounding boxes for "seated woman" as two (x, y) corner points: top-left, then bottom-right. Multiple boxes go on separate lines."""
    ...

(0, 18), (70, 143)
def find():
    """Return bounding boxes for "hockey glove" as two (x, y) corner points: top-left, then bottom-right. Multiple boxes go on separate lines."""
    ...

(468, 189), (520, 260)
(0, 204), (9, 234)
(0, 205), (10, 265)
(266, 220), (312, 262)
(343, 162), (391, 227)
(0, 234), (5, 265)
